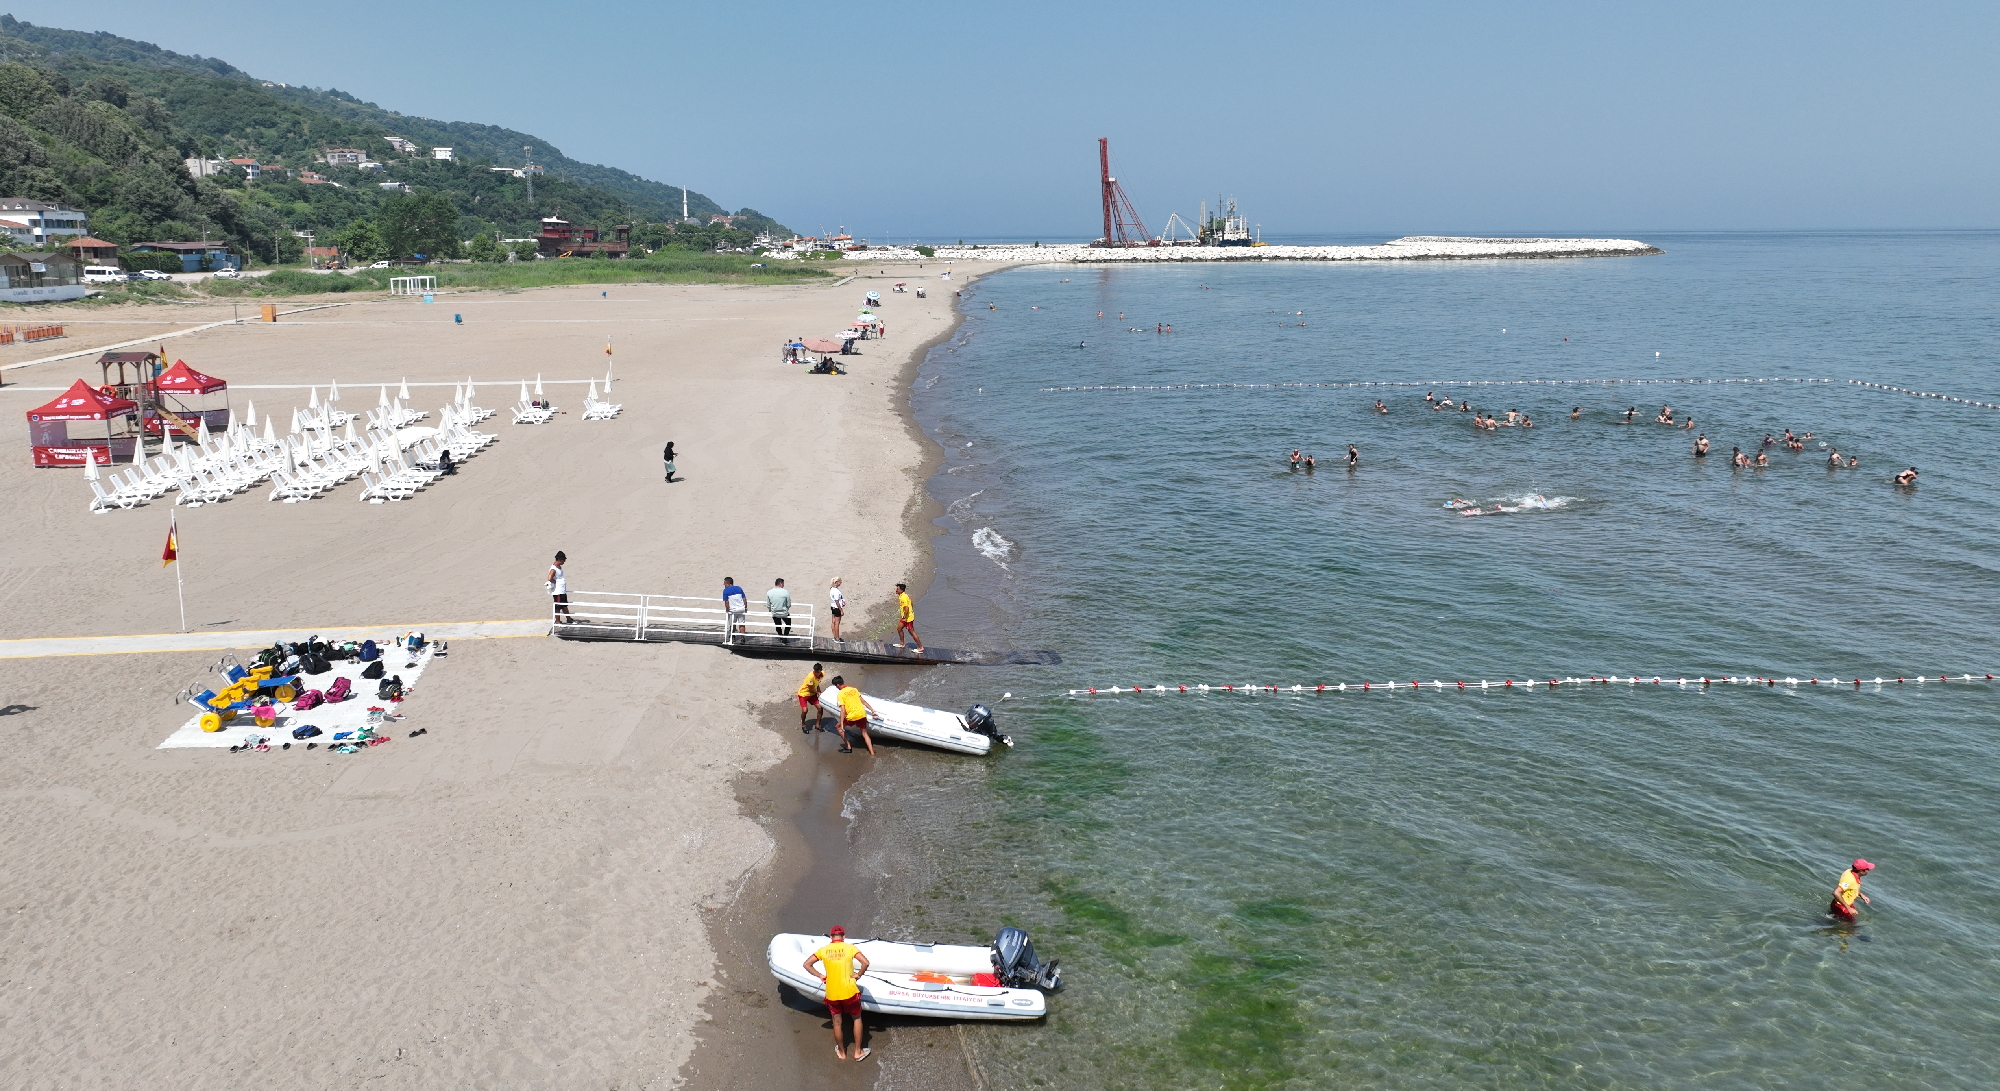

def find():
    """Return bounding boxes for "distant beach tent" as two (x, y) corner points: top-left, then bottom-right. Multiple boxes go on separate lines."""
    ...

(26, 378), (140, 466)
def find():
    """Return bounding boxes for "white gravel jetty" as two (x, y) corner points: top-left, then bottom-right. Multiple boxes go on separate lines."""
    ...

(804, 236), (1663, 264)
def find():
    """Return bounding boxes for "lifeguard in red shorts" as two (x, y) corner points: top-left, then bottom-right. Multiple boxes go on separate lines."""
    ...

(804, 926), (871, 1062)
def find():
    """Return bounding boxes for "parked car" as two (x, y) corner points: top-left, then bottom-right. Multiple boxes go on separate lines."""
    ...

(138, 269), (174, 281)
(210, 268), (241, 279)
(370, 260), (392, 269)
(82, 265), (127, 284)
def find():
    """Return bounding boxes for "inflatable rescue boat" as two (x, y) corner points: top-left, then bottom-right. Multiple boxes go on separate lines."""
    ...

(767, 928), (1060, 1021)
(818, 689), (1010, 755)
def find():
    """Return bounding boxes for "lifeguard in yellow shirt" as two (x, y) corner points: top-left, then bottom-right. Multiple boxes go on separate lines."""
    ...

(1829, 859), (1874, 923)
(804, 925), (871, 1062)
(829, 675), (875, 755)
(892, 581), (923, 654)
(796, 663), (827, 734)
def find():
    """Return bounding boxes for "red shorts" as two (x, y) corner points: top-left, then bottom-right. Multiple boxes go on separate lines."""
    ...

(845, 717), (868, 732)
(826, 993), (862, 1018)
(798, 695), (815, 711)
(1830, 899), (1858, 922)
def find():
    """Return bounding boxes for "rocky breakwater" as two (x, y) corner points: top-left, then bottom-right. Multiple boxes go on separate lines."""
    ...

(830, 236), (1663, 264)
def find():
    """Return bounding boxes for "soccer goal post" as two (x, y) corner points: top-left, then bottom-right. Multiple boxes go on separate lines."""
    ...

(390, 275), (438, 296)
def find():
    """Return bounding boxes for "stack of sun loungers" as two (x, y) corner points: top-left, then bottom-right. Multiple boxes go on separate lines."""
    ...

(580, 377), (622, 421)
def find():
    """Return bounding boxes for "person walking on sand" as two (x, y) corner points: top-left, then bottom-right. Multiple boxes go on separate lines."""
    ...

(546, 552), (571, 624)
(827, 577), (847, 641)
(796, 663), (827, 734)
(767, 578), (793, 639)
(722, 577), (749, 641)
(662, 441), (677, 483)
(829, 675), (874, 754)
(892, 583), (922, 652)
(1829, 859), (1874, 923)
(805, 926), (871, 1061)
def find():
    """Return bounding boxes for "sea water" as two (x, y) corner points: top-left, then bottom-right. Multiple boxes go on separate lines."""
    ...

(864, 232), (2000, 1090)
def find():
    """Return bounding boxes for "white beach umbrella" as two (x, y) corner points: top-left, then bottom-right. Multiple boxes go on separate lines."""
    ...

(587, 378), (598, 400)
(308, 386), (319, 410)
(289, 407), (302, 434)
(379, 385), (391, 408)
(534, 374), (544, 398)
(244, 400), (256, 428)
(328, 380), (341, 403)
(345, 419), (358, 443)
(518, 380), (530, 403)
(398, 378), (411, 400)
(603, 374), (613, 395)
(83, 454), (100, 482)
(284, 444), (296, 475)
(368, 448), (383, 474)
(262, 417), (276, 446)
(197, 415), (211, 446)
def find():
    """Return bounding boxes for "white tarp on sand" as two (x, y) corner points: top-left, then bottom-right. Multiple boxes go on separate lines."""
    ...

(159, 641), (438, 749)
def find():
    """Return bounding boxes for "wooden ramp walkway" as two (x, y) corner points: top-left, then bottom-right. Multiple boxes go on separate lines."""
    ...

(551, 621), (1058, 666)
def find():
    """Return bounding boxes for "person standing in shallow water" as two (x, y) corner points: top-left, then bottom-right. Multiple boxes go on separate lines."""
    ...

(1829, 859), (1874, 922)
(1347, 445), (1359, 468)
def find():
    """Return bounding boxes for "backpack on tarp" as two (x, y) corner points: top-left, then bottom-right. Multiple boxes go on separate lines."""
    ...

(291, 724), (322, 740)
(325, 677), (352, 702)
(360, 660), (385, 680)
(357, 639), (380, 662)
(377, 675), (404, 701)
(293, 689), (324, 711)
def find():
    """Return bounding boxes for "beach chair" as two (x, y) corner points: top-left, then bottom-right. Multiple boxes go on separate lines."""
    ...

(358, 470), (418, 503)
(581, 395), (623, 421)
(88, 479), (140, 513)
(266, 469), (322, 502)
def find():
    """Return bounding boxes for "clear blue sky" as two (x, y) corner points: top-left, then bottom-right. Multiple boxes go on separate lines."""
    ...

(9, 1), (1998, 239)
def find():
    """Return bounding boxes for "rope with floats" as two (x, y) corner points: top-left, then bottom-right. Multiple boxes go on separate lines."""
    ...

(1061, 673), (1997, 697)
(1037, 377), (2000, 411)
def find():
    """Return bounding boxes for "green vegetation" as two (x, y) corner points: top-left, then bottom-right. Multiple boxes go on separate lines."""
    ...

(913, 245), (935, 258)
(197, 253), (831, 296)
(0, 15), (793, 264)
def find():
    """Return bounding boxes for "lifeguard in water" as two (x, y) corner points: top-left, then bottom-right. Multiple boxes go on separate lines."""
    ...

(1829, 859), (1874, 923)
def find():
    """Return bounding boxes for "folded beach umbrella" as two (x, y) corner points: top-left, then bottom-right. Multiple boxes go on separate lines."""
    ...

(399, 378), (411, 400)
(588, 378), (599, 400)
(309, 386), (319, 410)
(345, 419), (358, 443)
(197, 415), (211, 446)
(379, 385), (391, 408)
(519, 380), (530, 403)
(603, 374), (613, 395)
(244, 400), (256, 428)
(83, 453), (100, 482)
(534, 374), (544, 398)
(262, 417), (276, 445)
(289, 407), (301, 434)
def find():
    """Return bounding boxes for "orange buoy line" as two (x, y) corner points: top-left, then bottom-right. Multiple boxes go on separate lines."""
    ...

(1065, 674), (1996, 697)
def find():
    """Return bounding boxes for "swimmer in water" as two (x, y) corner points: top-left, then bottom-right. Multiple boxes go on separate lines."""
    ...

(1440, 397), (1453, 408)
(1426, 391), (1436, 405)
(1730, 446), (1745, 468)
(1303, 454), (1315, 471)
(1827, 449), (1842, 468)
(1505, 409), (1519, 425)
(1762, 434), (1775, 448)
(1655, 405), (1673, 424)
(1460, 400), (1471, 413)
(1374, 400), (1388, 414)
(1847, 456), (1858, 468)
(1623, 407), (1637, 424)
(1347, 444), (1359, 468)
(1694, 434), (1710, 457)
(1783, 429), (1795, 446)
(1570, 406), (1581, 420)
(1289, 449), (1302, 470)
(1521, 414), (1534, 428)
(1755, 450), (1769, 467)
(1893, 466), (1918, 485)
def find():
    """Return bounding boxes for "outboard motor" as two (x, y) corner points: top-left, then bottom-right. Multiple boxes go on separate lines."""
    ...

(964, 704), (1011, 747)
(992, 926), (1062, 992)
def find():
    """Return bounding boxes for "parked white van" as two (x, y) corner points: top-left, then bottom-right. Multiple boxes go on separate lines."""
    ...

(82, 265), (127, 284)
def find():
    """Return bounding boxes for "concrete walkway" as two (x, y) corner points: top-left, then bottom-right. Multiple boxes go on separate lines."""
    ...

(0, 618), (549, 659)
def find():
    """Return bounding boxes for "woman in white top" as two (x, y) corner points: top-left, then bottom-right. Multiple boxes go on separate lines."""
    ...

(547, 551), (570, 624)
(827, 577), (847, 641)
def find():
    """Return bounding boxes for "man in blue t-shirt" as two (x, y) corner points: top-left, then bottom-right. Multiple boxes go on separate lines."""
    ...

(722, 577), (748, 641)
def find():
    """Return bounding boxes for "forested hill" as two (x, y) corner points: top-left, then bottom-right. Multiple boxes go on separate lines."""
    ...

(0, 14), (789, 260)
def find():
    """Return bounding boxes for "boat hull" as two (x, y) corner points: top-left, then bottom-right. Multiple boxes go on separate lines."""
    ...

(766, 933), (1047, 1021)
(818, 689), (1000, 755)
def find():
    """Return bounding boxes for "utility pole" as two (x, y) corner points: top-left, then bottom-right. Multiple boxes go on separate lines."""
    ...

(682, 187), (688, 223)
(524, 145), (534, 208)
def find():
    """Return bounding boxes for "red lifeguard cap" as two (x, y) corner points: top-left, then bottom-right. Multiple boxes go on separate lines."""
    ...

(829, 925), (846, 936)
(1852, 859), (1874, 872)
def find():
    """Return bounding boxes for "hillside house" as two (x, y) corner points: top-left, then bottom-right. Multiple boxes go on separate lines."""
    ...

(385, 136), (417, 154)
(324, 148), (365, 165)
(66, 237), (118, 263)
(431, 147), (454, 161)
(227, 158), (261, 180)
(0, 199), (89, 243)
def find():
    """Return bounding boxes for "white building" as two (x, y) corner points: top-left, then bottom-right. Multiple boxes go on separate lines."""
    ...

(227, 158), (262, 181)
(385, 136), (417, 154)
(380, 182), (412, 194)
(324, 148), (366, 165)
(184, 157), (230, 178)
(431, 147), (454, 161)
(0, 199), (89, 243)
(0, 218), (35, 245)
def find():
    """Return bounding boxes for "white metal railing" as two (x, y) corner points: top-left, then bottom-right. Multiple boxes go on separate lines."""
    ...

(557, 591), (815, 646)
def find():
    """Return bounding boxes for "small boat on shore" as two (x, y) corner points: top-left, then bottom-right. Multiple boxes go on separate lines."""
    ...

(767, 928), (1060, 1021)
(817, 690), (1010, 755)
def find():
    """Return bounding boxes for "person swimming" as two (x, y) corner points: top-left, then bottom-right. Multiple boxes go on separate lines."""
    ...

(1570, 406), (1582, 420)
(1730, 446), (1745, 468)
(1762, 434), (1775, 448)
(1693, 434), (1710, 457)
(1847, 456), (1859, 468)
(1755, 450), (1769, 467)
(1827, 449), (1842, 468)
(1374, 400), (1388, 414)
(1680, 416), (1695, 430)
(1303, 454), (1315, 470)
(1505, 409), (1520, 425)
(1622, 407), (1637, 424)
(1521, 414), (1534, 428)
(1655, 405), (1673, 424)
(1289, 449), (1302, 470)
(1347, 444), (1359, 467)
(1893, 466), (1918, 485)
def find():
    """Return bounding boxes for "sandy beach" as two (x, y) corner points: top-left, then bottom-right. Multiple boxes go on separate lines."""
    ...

(0, 261), (1005, 1088)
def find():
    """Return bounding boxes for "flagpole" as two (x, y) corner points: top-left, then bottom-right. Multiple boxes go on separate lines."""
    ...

(168, 512), (187, 632)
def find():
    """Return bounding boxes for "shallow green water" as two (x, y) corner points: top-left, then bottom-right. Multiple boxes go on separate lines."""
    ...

(874, 232), (2000, 1090)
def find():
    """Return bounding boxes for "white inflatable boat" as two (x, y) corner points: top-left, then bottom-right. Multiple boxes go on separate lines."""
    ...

(767, 928), (1059, 1021)
(817, 689), (1010, 755)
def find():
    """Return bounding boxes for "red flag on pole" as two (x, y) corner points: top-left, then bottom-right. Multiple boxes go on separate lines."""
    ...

(605, 340), (613, 356)
(162, 515), (178, 566)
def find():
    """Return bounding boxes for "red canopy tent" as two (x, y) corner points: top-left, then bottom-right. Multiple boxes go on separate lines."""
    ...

(27, 379), (140, 466)
(147, 358), (230, 439)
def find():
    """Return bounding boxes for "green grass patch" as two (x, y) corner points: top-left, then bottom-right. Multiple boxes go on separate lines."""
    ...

(199, 254), (833, 297)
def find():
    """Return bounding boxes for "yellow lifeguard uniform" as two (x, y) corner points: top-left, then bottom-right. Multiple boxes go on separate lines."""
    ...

(838, 686), (868, 725)
(897, 591), (915, 623)
(816, 940), (861, 1001)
